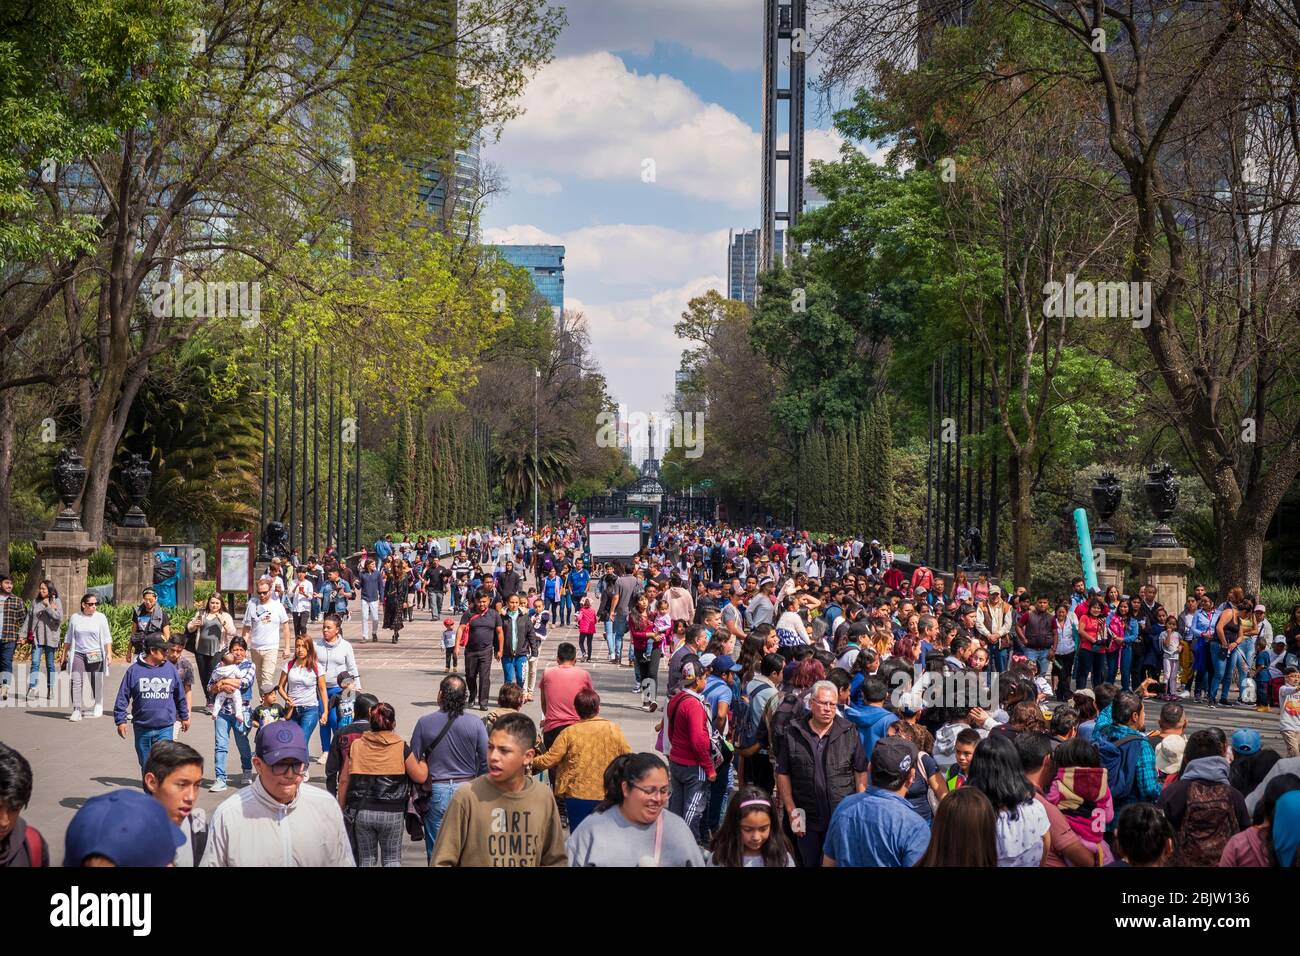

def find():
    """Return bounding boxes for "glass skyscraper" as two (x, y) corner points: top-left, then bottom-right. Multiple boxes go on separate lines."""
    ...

(495, 244), (565, 312)
(728, 227), (783, 306)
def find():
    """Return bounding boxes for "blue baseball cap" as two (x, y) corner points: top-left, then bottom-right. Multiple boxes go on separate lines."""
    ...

(1231, 728), (1261, 756)
(256, 720), (310, 765)
(63, 789), (185, 867)
(709, 654), (742, 674)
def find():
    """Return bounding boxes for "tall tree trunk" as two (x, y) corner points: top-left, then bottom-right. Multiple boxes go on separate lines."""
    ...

(1217, 530), (1264, 598)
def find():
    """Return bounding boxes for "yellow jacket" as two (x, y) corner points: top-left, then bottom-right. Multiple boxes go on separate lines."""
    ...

(530, 717), (632, 799)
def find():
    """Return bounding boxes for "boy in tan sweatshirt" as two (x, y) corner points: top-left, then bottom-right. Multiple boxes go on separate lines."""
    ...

(430, 712), (566, 867)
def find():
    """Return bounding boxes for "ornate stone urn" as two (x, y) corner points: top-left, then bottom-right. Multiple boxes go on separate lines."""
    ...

(120, 453), (153, 528)
(52, 448), (87, 531)
(1091, 471), (1123, 545)
(1143, 462), (1180, 548)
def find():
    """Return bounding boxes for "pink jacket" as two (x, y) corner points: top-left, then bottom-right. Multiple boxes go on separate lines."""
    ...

(577, 607), (597, 635)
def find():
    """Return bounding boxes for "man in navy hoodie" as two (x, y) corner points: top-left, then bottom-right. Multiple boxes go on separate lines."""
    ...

(115, 635), (190, 770)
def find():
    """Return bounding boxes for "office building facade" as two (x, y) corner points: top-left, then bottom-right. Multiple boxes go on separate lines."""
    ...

(728, 227), (784, 306)
(495, 244), (565, 312)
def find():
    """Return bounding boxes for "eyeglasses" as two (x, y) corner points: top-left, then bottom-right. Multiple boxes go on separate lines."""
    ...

(83, 601), (97, 607)
(268, 761), (307, 777)
(629, 783), (671, 798)
(257, 590), (270, 597)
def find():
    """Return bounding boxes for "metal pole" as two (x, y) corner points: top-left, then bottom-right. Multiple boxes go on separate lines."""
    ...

(354, 393), (362, 554)
(273, 349), (280, 522)
(289, 350), (297, 555)
(924, 359), (934, 567)
(301, 347), (309, 559)
(976, 356), (986, 555)
(533, 367), (539, 532)
(326, 365), (334, 552)
(312, 345), (319, 555)
(259, 332), (269, 554)
(942, 353), (952, 571)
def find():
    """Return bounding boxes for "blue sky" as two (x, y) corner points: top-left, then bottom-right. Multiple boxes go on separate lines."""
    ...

(481, 1), (873, 456)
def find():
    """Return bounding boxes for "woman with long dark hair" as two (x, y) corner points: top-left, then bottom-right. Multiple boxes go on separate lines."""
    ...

(917, 786), (998, 867)
(24, 580), (62, 702)
(707, 785), (794, 867)
(278, 635), (327, 754)
(1284, 603), (1300, 670)
(185, 593), (237, 712)
(383, 560), (409, 645)
(565, 753), (704, 867)
(966, 733), (1050, 866)
(1220, 775), (1300, 866)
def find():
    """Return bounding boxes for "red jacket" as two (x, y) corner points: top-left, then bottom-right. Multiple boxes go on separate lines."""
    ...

(666, 691), (712, 770)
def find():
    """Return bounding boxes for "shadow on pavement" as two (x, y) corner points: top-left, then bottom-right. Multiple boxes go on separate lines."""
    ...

(92, 776), (144, 789)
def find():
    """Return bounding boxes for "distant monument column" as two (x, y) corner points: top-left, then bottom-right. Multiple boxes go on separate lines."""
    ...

(1090, 471), (1131, 594)
(35, 449), (97, 615)
(109, 453), (161, 609)
(1131, 463), (1195, 612)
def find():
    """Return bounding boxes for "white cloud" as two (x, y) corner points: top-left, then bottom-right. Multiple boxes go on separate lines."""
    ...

(572, 274), (724, 414)
(512, 172), (563, 195)
(554, 0), (762, 71)
(486, 222), (731, 300)
(492, 52), (760, 209)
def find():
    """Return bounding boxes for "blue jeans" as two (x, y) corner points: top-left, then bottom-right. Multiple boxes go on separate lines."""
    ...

(27, 644), (58, 697)
(502, 654), (529, 685)
(291, 705), (321, 755)
(320, 686), (343, 753)
(604, 620), (617, 659)
(1210, 646), (1247, 702)
(1119, 644), (1136, 691)
(992, 646), (1010, 673)
(558, 592), (573, 627)
(213, 710), (253, 782)
(133, 724), (174, 769)
(1209, 645), (1229, 701)
(1024, 648), (1051, 679)
(1095, 651), (1119, 688)
(566, 797), (599, 833)
(423, 781), (462, 859)
(0, 640), (14, 692)
(1074, 650), (1094, 689)
(613, 617), (631, 664)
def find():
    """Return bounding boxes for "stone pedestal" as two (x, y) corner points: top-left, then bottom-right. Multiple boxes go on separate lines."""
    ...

(35, 529), (97, 617)
(1096, 546), (1132, 596)
(109, 525), (161, 609)
(1131, 546), (1195, 614)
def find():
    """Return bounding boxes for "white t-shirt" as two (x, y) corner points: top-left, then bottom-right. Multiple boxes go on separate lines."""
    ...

(289, 578), (315, 613)
(996, 800), (1050, 867)
(281, 659), (322, 707)
(243, 598), (289, 651)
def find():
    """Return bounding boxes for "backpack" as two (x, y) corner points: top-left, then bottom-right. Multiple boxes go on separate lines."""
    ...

(667, 691), (725, 769)
(1176, 781), (1238, 867)
(739, 683), (779, 751)
(766, 691), (805, 761)
(1095, 732), (1149, 810)
(24, 826), (45, 867)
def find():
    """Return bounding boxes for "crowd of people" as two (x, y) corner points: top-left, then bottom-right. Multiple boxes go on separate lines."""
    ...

(2, 519), (1300, 868)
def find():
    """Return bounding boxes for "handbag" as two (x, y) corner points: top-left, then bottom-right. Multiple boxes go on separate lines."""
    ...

(405, 712), (460, 841)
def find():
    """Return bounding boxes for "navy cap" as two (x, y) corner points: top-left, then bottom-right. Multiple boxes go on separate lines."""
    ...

(63, 789), (185, 867)
(872, 737), (919, 778)
(709, 653), (742, 674)
(707, 580), (724, 590)
(255, 720), (310, 765)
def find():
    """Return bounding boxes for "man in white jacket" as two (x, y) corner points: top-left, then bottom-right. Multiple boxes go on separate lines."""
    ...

(200, 721), (355, 867)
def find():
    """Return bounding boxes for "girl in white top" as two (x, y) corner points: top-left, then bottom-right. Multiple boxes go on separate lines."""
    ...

(61, 593), (114, 720)
(277, 635), (327, 755)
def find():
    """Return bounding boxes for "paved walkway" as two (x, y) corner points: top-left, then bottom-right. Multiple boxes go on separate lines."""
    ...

(0, 606), (660, 866)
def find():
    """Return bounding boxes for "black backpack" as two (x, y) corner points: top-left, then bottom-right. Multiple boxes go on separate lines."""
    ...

(766, 691), (805, 760)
